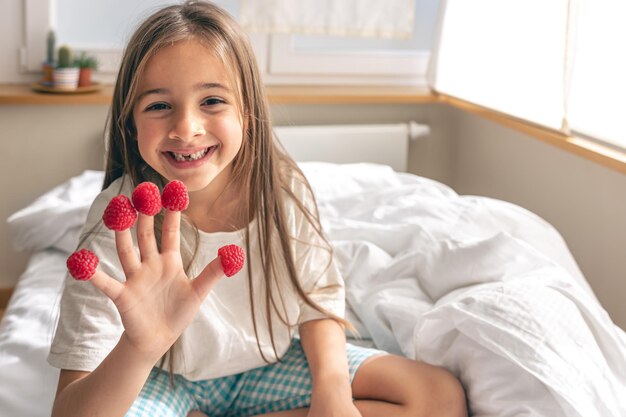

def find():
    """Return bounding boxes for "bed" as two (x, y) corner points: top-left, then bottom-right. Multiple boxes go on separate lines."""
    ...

(2, 163), (625, 417)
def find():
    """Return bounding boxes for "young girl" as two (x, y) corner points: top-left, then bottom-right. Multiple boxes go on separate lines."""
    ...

(48, 2), (467, 416)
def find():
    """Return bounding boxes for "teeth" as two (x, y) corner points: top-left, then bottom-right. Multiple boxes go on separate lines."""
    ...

(171, 148), (209, 162)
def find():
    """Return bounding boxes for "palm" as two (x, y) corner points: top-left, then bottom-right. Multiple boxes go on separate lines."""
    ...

(114, 256), (196, 352)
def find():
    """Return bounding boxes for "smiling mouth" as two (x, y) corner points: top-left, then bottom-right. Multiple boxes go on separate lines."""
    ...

(167, 146), (216, 162)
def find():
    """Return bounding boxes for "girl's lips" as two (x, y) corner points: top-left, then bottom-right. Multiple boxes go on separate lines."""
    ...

(162, 145), (218, 169)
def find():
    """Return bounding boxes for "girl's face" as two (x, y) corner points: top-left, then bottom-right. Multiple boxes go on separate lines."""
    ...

(133, 39), (243, 197)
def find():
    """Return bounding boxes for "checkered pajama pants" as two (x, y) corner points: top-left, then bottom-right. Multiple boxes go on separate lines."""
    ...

(126, 338), (385, 417)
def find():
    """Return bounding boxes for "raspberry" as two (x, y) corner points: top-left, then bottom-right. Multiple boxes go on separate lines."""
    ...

(162, 180), (189, 211)
(217, 244), (245, 277)
(103, 194), (137, 231)
(67, 249), (99, 281)
(132, 182), (162, 216)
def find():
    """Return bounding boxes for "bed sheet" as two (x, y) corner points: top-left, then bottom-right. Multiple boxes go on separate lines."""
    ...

(2, 163), (626, 417)
(0, 249), (65, 417)
(301, 163), (626, 417)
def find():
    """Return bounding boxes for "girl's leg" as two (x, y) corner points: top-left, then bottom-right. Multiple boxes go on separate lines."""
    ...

(257, 355), (467, 417)
(350, 354), (467, 417)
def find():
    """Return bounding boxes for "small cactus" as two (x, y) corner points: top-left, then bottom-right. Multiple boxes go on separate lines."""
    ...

(57, 45), (73, 68)
(46, 30), (56, 64)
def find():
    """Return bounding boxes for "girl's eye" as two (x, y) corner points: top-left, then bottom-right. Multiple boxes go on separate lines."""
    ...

(145, 102), (170, 111)
(202, 97), (225, 106)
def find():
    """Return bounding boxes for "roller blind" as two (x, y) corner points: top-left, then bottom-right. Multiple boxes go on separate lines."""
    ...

(240, 0), (415, 39)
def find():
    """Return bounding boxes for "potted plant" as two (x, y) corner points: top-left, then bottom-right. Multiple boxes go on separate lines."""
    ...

(74, 52), (99, 87)
(41, 30), (56, 85)
(52, 45), (79, 90)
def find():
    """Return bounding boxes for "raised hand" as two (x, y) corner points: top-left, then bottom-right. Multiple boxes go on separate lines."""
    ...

(65, 181), (242, 362)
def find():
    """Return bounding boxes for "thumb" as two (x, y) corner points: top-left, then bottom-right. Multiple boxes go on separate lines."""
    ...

(191, 257), (225, 300)
(90, 269), (125, 302)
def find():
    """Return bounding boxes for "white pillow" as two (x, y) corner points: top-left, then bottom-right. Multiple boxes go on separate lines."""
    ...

(8, 170), (103, 253)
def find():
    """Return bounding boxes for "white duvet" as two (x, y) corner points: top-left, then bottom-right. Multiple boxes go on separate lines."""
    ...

(3, 163), (626, 417)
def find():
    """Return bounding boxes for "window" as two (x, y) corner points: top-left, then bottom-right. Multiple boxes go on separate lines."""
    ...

(429, 0), (626, 149)
(22, 0), (439, 86)
(429, 0), (568, 130)
(22, 0), (243, 75)
(567, 0), (626, 149)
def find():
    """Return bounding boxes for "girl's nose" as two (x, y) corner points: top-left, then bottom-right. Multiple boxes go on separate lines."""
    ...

(168, 108), (206, 141)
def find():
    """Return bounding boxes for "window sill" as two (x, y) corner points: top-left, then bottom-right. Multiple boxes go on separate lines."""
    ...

(1, 83), (625, 176)
(0, 83), (115, 105)
(0, 83), (436, 105)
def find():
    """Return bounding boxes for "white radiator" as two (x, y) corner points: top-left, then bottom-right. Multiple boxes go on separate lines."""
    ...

(273, 122), (429, 172)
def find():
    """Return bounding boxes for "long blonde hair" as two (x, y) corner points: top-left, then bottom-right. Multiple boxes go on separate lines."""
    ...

(102, 0), (351, 368)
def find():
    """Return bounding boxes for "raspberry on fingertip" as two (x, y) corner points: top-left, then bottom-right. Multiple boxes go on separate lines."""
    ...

(162, 180), (189, 211)
(103, 195), (137, 231)
(67, 249), (99, 281)
(218, 244), (245, 277)
(132, 182), (162, 216)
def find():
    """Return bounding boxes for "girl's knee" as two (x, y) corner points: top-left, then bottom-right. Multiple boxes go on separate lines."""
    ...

(352, 355), (467, 417)
(412, 364), (467, 417)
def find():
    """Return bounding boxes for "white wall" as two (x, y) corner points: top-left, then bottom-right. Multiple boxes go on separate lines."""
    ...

(451, 107), (626, 330)
(1, 105), (108, 288)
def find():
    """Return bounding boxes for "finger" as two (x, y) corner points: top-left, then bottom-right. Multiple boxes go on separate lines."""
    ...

(160, 209), (181, 253)
(90, 269), (125, 302)
(191, 257), (225, 300)
(136, 213), (158, 261)
(115, 229), (140, 275)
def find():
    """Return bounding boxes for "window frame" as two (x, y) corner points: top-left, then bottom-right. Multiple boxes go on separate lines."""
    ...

(22, 0), (431, 87)
(22, 0), (51, 73)
(265, 34), (429, 86)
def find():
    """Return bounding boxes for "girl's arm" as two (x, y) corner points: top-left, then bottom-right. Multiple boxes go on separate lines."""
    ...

(299, 319), (362, 417)
(52, 332), (160, 417)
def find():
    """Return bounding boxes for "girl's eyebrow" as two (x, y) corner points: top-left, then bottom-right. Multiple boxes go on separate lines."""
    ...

(136, 82), (230, 101)
(137, 88), (168, 101)
(195, 82), (230, 92)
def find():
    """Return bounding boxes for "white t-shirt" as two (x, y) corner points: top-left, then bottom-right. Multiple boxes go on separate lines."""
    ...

(47, 174), (345, 380)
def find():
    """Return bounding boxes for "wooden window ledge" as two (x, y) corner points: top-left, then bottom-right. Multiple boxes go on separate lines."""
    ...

(0, 83), (436, 105)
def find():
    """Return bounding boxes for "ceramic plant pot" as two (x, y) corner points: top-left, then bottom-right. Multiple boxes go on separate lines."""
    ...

(52, 67), (80, 90)
(78, 68), (93, 87)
